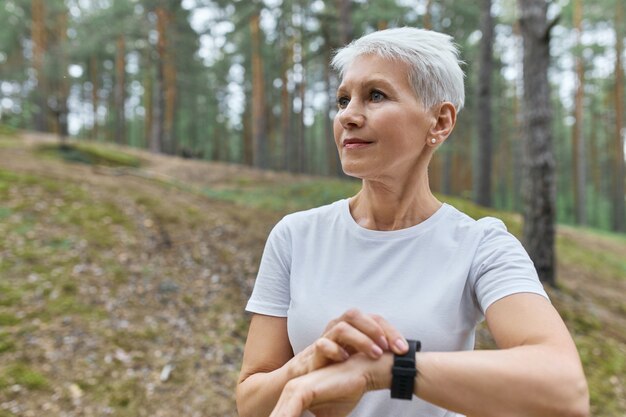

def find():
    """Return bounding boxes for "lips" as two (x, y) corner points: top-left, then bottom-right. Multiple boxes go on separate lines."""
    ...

(343, 138), (373, 149)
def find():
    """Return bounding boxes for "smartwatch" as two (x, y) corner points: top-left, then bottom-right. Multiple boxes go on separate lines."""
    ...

(390, 339), (421, 400)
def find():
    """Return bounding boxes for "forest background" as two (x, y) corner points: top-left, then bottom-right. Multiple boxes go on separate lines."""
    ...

(0, 0), (625, 416)
(0, 0), (625, 232)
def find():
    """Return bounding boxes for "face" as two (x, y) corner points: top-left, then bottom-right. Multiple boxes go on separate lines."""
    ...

(333, 54), (435, 180)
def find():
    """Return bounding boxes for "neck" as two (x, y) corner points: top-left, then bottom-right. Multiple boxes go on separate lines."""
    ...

(350, 166), (442, 231)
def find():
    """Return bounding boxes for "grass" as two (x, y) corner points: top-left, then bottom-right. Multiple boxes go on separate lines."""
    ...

(0, 124), (18, 136)
(0, 332), (16, 354)
(0, 363), (49, 390)
(36, 142), (142, 168)
(557, 234), (626, 281)
(202, 178), (362, 212)
(0, 312), (20, 327)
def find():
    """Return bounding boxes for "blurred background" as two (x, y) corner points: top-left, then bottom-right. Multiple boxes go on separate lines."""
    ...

(0, 0), (624, 231)
(0, 1), (625, 417)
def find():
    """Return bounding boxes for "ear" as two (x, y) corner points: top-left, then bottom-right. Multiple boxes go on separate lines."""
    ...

(427, 102), (456, 145)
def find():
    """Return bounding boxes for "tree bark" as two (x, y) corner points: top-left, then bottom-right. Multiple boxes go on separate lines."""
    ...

(149, 44), (164, 153)
(250, 11), (268, 168)
(281, 34), (293, 172)
(423, 0), (433, 30)
(298, 68), (307, 173)
(31, 0), (47, 132)
(322, 25), (342, 177)
(337, 0), (353, 45)
(150, 6), (174, 154)
(518, 0), (557, 286)
(475, 0), (494, 207)
(613, 0), (625, 232)
(572, 0), (587, 225)
(90, 56), (99, 140)
(114, 34), (126, 145)
(55, 8), (69, 141)
(143, 48), (153, 149)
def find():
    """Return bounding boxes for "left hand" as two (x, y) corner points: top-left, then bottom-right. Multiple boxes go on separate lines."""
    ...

(269, 353), (392, 417)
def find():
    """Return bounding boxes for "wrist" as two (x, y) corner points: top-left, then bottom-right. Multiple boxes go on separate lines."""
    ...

(285, 351), (308, 381)
(366, 352), (394, 391)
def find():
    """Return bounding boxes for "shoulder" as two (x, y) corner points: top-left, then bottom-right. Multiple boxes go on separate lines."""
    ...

(443, 204), (508, 235)
(436, 204), (508, 243)
(275, 199), (346, 234)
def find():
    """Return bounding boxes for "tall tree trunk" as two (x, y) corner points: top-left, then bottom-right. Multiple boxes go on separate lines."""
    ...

(143, 49), (153, 148)
(512, 22), (524, 212)
(114, 34), (126, 145)
(572, 0), (587, 225)
(155, 6), (176, 154)
(518, 0), (557, 286)
(243, 100), (253, 165)
(298, 69), (307, 173)
(589, 106), (599, 225)
(281, 36), (293, 171)
(55, 8), (69, 141)
(337, 0), (353, 45)
(322, 27), (341, 177)
(250, 11), (268, 168)
(164, 45), (177, 154)
(475, 0), (494, 207)
(90, 56), (99, 140)
(613, 0), (625, 232)
(423, 0), (433, 30)
(31, 0), (47, 132)
(149, 51), (164, 153)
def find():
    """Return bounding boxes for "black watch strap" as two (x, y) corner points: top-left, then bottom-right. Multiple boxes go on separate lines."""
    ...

(390, 339), (420, 400)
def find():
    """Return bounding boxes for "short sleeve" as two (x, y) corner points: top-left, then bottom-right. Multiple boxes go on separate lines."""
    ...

(470, 218), (549, 315)
(245, 218), (292, 317)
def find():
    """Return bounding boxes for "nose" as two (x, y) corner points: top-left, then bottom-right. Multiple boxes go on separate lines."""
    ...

(337, 100), (365, 129)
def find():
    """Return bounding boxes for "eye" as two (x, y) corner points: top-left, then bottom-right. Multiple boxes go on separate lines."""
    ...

(370, 90), (385, 102)
(337, 96), (350, 109)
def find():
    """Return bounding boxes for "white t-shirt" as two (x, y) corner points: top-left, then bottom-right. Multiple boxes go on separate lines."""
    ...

(246, 199), (548, 417)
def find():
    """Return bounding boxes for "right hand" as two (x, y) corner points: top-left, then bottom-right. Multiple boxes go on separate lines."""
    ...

(271, 352), (392, 417)
(291, 308), (408, 377)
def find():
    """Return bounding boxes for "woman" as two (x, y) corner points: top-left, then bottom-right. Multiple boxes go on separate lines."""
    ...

(236, 27), (589, 417)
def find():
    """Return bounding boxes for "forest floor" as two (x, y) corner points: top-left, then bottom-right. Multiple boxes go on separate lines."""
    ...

(0, 130), (624, 417)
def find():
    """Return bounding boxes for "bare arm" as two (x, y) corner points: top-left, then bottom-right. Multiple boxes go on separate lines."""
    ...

(270, 293), (589, 417)
(236, 315), (295, 417)
(413, 293), (589, 417)
(237, 310), (408, 417)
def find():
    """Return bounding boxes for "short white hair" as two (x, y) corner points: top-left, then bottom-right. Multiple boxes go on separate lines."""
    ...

(331, 27), (465, 112)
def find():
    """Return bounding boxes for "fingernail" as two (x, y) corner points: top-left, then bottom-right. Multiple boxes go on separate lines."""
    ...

(340, 348), (350, 360)
(395, 338), (408, 352)
(371, 344), (383, 357)
(378, 336), (389, 351)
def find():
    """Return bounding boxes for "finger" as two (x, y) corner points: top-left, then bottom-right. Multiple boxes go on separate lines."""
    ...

(270, 381), (311, 417)
(326, 321), (384, 359)
(315, 337), (350, 364)
(370, 314), (408, 354)
(335, 309), (389, 350)
(323, 318), (339, 333)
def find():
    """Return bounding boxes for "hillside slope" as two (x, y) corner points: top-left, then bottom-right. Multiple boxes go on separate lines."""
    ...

(0, 131), (624, 416)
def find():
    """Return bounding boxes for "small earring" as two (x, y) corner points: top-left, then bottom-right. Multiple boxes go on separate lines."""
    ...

(430, 138), (437, 144)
